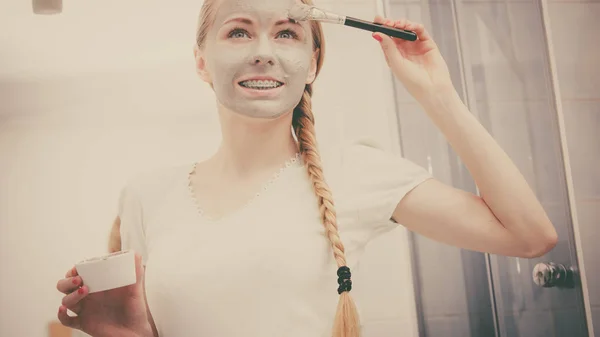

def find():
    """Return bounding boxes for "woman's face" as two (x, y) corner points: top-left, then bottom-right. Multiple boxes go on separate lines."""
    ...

(196, 0), (317, 119)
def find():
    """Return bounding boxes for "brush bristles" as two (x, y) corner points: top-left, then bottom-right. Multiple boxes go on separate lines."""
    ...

(287, 3), (314, 21)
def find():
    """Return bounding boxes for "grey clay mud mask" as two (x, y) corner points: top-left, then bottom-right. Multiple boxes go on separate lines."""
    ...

(203, 0), (315, 119)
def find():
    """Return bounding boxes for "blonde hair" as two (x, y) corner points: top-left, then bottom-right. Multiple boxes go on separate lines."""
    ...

(197, 1), (360, 336)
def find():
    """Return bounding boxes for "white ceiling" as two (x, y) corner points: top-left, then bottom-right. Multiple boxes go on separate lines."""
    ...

(0, 0), (203, 80)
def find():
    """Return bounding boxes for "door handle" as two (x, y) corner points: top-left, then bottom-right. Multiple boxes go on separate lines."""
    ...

(532, 262), (576, 288)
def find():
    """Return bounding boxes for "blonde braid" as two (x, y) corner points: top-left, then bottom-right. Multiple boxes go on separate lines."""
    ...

(293, 87), (361, 337)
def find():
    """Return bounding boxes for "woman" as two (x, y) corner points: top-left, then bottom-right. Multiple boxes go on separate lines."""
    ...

(55, 0), (558, 336)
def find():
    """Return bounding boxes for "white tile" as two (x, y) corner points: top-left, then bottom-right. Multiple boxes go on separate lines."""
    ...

(562, 100), (600, 199)
(548, 3), (600, 100)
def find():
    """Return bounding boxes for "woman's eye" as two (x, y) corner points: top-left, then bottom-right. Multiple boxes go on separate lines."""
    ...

(277, 29), (298, 39)
(228, 28), (249, 39)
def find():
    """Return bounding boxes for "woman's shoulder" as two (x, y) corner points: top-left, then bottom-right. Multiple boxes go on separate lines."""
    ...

(339, 138), (429, 178)
(324, 137), (431, 220)
(323, 137), (425, 179)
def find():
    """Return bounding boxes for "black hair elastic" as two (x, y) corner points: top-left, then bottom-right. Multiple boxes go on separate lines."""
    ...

(337, 266), (352, 294)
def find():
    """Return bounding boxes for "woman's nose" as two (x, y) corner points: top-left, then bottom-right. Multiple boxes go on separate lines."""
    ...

(252, 36), (276, 66)
(254, 55), (275, 66)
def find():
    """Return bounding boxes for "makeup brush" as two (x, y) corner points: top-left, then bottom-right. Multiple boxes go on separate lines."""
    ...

(287, 4), (417, 41)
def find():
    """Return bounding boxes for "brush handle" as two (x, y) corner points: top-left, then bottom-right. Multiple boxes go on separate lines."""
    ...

(344, 17), (417, 41)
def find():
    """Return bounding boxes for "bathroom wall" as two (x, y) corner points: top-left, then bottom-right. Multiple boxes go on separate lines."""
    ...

(547, 0), (600, 331)
(0, 0), (422, 336)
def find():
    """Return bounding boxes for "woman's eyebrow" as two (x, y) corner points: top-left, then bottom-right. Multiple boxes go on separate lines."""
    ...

(223, 17), (253, 25)
(274, 18), (306, 31)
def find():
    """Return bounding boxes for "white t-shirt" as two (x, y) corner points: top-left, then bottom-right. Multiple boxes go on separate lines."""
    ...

(118, 139), (431, 337)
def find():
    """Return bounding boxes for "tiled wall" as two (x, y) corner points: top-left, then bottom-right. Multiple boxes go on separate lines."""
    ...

(547, 1), (600, 333)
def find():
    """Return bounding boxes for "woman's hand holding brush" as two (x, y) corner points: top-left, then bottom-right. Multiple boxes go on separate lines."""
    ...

(372, 16), (454, 105)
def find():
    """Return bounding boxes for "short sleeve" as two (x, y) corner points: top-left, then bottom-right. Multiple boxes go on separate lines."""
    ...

(117, 182), (148, 266)
(340, 138), (432, 236)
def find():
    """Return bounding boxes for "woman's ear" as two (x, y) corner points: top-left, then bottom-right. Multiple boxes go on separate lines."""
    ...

(306, 48), (319, 84)
(194, 44), (212, 84)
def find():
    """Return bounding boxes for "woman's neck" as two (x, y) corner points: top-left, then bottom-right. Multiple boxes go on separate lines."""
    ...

(212, 108), (299, 177)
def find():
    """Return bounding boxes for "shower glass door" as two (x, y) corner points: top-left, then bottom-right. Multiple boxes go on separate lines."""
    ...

(385, 0), (590, 335)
